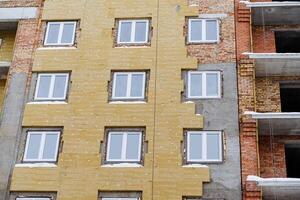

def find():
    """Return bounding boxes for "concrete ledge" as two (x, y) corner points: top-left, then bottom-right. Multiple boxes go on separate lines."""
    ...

(247, 175), (300, 187)
(0, 7), (38, 22)
(0, 61), (11, 68)
(245, 111), (300, 119)
(241, 1), (300, 8)
(243, 52), (300, 59)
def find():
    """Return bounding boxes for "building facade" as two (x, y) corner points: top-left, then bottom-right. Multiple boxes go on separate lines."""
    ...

(236, 0), (300, 199)
(0, 0), (240, 199)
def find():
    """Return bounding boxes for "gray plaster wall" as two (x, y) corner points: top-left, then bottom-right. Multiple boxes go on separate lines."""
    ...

(0, 72), (28, 200)
(183, 63), (241, 200)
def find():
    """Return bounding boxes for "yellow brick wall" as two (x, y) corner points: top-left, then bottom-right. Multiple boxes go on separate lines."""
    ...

(10, 0), (210, 199)
(0, 31), (16, 62)
(0, 80), (6, 111)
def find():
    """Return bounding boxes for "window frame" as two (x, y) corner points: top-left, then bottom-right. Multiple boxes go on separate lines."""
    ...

(186, 131), (223, 163)
(112, 72), (146, 100)
(188, 18), (219, 43)
(106, 131), (143, 162)
(44, 21), (77, 46)
(16, 198), (52, 200)
(187, 71), (221, 99)
(117, 19), (150, 44)
(23, 131), (61, 162)
(102, 198), (139, 200)
(34, 73), (69, 101)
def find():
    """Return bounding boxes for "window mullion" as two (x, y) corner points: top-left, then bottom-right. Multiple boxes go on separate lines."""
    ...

(202, 20), (206, 41)
(122, 133), (128, 160)
(202, 73), (206, 97)
(131, 21), (136, 43)
(39, 133), (46, 160)
(58, 23), (64, 44)
(49, 75), (56, 98)
(127, 74), (132, 97)
(202, 132), (207, 160)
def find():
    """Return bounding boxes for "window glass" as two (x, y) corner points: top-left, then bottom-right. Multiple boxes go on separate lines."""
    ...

(114, 74), (128, 97)
(119, 22), (132, 42)
(52, 75), (67, 98)
(190, 20), (202, 41)
(207, 133), (220, 160)
(37, 75), (51, 98)
(61, 23), (75, 43)
(189, 133), (202, 160)
(47, 23), (60, 44)
(108, 133), (123, 160)
(190, 73), (202, 97)
(135, 21), (147, 42)
(130, 74), (144, 97)
(126, 133), (140, 160)
(43, 133), (59, 159)
(26, 134), (42, 160)
(206, 73), (219, 96)
(206, 20), (217, 41)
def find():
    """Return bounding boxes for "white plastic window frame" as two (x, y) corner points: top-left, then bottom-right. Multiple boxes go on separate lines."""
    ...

(16, 198), (52, 200)
(106, 131), (142, 162)
(187, 71), (221, 99)
(188, 18), (219, 43)
(112, 72), (146, 100)
(187, 131), (223, 163)
(34, 73), (69, 101)
(44, 21), (77, 46)
(117, 19), (149, 44)
(102, 198), (139, 200)
(23, 131), (61, 162)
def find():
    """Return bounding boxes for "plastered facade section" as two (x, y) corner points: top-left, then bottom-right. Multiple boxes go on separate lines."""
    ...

(10, 0), (209, 199)
(0, 31), (15, 62)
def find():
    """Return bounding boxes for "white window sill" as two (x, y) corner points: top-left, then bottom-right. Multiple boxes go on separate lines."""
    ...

(182, 164), (209, 168)
(101, 163), (143, 168)
(109, 101), (146, 104)
(15, 163), (57, 168)
(114, 46), (150, 48)
(27, 101), (68, 105)
(37, 46), (77, 50)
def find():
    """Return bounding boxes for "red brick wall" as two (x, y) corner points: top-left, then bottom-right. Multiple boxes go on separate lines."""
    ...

(252, 26), (276, 53)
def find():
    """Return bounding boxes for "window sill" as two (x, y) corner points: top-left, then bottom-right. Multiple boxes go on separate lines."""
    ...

(27, 101), (68, 105)
(109, 101), (146, 104)
(15, 163), (57, 168)
(37, 46), (77, 50)
(101, 163), (143, 168)
(114, 45), (150, 48)
(182, 164), (209, 168)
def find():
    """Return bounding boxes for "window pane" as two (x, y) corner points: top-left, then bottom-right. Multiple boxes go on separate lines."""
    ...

(37, 75), (51, 98)
(190, 20), (202, 41)
(190, 73), (202, 97)
(206, 73), (219, 96)
(52, 75), (67, 98)
(206, 20), (217, 41)
(61, 23), (75, 44)
(42, 133), (59, 160)
(108, 133), (123, 160)
(130, 74), (144, 97)
(135, 21), (147, 42)
(26, 134), (42, 159)
(126, 133), (141, 160)
(119, 22), (132, 42)
(189, 133), (202, 160)
(114, 74), (128, 97)
(46, 24), (60, 44)
(207, 133), (220, 160)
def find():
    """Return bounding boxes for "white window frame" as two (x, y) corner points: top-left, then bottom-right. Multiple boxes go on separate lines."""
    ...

(188, 18), (219, 43)
(34, 73), (69, 101)
(106, 131), (142, 162)
(112, 72), (146, 100)
(102, 198), (139, 200)
(117, 19), (149, 44)
(44, 21), (77, 46)
(23, 131), (61, 162)
(187, 71), (221, 99)
(16, 198), (51, 200)
(187, 131), (222, 162)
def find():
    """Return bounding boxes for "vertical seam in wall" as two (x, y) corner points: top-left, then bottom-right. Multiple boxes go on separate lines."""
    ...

(151, 0), (160, 198)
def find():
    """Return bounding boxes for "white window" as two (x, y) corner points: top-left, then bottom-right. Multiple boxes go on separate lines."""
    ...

(24, 131), (60, 162)
(44, 21), (76, 46)
(35, 73), (69, 100)
(188, 19), (219, 43)
(187, 131), (222, 162)
(112, 72), (146, 99)
(16, 198), (51, 200)
(106, 131), (142, 162)
(117, 20), (149, 44)
(102, 198), (138, 200)
(187, 71), (221, 99)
